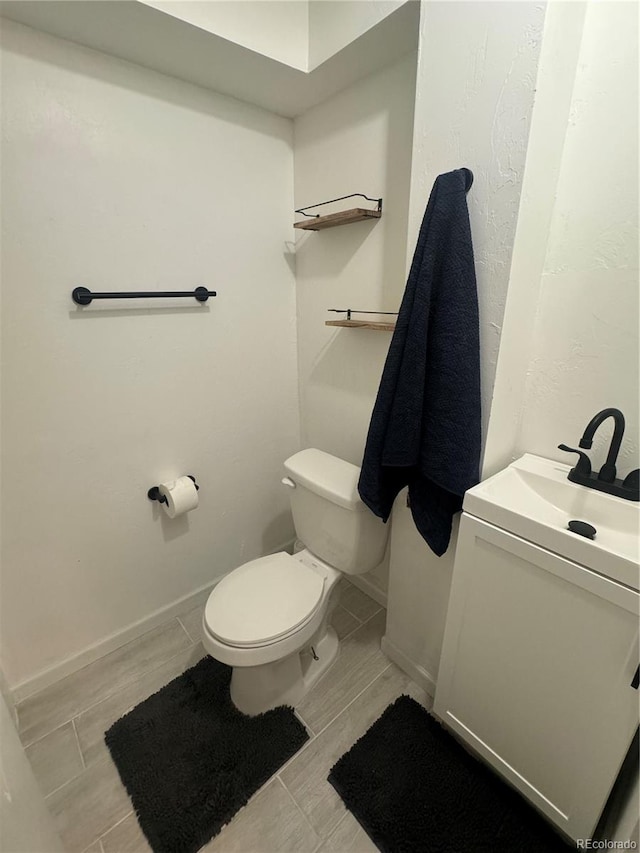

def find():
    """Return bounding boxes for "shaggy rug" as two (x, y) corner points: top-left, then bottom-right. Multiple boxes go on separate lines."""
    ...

(105, 655), (308, 853)
(328, 695), (570, 852)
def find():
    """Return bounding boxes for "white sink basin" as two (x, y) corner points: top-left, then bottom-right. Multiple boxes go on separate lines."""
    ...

(464, 454), (640, 590)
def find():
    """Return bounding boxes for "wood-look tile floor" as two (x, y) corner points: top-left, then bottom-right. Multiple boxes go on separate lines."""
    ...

(17, 580), (431, 853)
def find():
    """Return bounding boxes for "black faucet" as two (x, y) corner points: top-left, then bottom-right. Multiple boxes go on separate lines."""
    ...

(579, 408), (625, 482)
(559, 408), (639, 501)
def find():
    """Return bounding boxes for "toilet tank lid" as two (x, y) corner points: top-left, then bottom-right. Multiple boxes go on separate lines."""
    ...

(283, 449), (366, 511)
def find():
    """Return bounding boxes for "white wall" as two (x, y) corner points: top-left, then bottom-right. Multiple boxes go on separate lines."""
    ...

(514, 0), (639, 472)
(308, 0), (406, 68)
(0, 20), (299, 691)
(293, 52), (417, 596)
(405, 1), (547, 442)
(142, 0), (408, 73)
(382, 496), (459, 693)
(384, 1), (546, 692)
(143, 0), (310, 70)
(1, 688), (64, 852)
(482, 1), (589, 477)
(294, 52), (417, 463)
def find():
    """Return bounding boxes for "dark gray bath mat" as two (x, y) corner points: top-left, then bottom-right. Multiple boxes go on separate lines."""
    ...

(105, 655), (309, 853)
(328, 695), (570, 853)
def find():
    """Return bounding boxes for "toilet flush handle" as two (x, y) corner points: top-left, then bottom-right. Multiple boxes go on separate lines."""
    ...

(281, 477), (296, 489)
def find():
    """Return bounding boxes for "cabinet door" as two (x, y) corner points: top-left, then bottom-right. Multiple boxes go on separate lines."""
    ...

(434, 515), (639, 842)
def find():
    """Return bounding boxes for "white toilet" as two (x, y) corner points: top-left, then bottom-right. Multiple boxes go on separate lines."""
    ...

(201, 448), (389, 715)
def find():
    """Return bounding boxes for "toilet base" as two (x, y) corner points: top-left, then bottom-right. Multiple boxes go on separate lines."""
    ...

(230, 627), (339, 716)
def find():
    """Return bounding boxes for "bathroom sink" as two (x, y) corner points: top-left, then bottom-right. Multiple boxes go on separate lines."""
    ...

(464, 454), (640, 590)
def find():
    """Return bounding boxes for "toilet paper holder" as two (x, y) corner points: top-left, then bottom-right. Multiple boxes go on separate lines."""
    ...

(148, 475), (199, 504)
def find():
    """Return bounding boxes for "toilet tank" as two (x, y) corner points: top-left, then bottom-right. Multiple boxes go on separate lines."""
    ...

(283, 449), (389, 575)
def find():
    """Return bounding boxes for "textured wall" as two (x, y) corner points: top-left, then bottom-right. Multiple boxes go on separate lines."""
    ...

(482, 1), (589, 478)
(0, 21), (299, 690)
(516, 0), (639, 471)
(385, 1), (546, 692)
(405, 1), (546, 444)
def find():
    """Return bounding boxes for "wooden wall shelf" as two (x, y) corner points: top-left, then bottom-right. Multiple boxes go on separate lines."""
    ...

(326, 319), (396, 332)
(294, 208), (382, 231)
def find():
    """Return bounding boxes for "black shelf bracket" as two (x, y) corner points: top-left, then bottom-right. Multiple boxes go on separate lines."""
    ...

(328, 308), (398, 321)
(296, 193), (382, 219)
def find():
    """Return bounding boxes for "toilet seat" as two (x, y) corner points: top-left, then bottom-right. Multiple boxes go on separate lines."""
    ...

(204, 552), (326, 648)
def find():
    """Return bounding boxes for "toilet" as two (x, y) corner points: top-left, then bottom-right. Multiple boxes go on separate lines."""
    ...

(201, 448), (389, 715)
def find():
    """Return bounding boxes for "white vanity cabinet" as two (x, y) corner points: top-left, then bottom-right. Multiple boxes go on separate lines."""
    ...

(434, 514), (640, 842)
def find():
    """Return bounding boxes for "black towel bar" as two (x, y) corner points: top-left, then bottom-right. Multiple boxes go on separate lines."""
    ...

(72, 287), (216, 305)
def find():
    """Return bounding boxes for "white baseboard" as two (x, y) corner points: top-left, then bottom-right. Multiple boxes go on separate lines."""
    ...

(12, 537), (296, 704)
(381, 635), (437, 698)
(348, 575), (388, 609)
(11, 577), (221, 704)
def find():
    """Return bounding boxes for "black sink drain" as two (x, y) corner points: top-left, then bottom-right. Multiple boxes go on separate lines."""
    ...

(567, 520), (597, 540)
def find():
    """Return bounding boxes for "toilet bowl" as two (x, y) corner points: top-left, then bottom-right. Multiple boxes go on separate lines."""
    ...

(202, 549), (341, 715)
(202, 449), (389, 716)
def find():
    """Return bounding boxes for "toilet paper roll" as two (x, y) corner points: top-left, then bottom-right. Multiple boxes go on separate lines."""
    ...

(158, 476), (199, 519)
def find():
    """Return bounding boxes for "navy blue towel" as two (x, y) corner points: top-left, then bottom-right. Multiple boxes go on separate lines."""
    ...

(358, 168), (481, 556)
